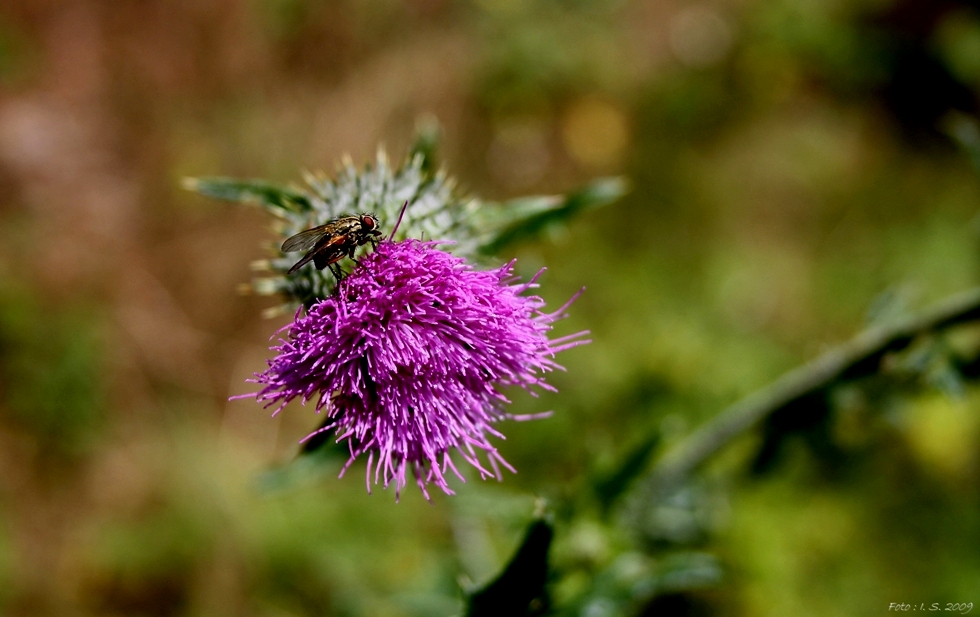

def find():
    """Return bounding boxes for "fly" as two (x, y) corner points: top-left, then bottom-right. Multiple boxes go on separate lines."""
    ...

(281, 213), (382, 278)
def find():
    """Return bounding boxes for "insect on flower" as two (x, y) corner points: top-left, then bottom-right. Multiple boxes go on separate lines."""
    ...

(248, 238), (589, 499)
(282, 213), (383, 278)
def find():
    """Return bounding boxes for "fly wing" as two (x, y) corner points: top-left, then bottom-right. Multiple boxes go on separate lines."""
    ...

(281, 224), (336, 253)
(285, 234), (349, 274)
(287, 250), (318, 274)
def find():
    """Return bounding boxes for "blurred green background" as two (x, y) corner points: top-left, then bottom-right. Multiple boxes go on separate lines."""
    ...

(1, 0), (980, 615)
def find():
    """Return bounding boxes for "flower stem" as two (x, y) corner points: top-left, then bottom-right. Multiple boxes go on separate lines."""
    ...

(640, 285), (980, 499)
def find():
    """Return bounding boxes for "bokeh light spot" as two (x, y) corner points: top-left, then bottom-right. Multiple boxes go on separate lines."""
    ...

(669, 5), (734, 68)
(561, 98), (629, 168)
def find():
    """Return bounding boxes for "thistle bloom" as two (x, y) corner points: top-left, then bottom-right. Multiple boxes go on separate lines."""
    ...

(249, 239), (588, 499)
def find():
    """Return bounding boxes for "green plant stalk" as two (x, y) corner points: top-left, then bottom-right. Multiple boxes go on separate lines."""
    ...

(640, 285), (980, 499)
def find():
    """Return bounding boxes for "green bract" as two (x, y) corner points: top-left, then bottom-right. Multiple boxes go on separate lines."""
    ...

(184, 131), (626, 312)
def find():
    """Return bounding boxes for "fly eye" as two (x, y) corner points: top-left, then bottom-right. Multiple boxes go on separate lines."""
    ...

(362, 216), (376, 229)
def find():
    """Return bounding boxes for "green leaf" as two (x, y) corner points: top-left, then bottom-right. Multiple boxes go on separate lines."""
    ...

(594, 433), (660, 515)
(478, 176), (629, 255)
(466, 519), (553, 617)
(254, 446), (342, 494)
(182, 177), (313, 216)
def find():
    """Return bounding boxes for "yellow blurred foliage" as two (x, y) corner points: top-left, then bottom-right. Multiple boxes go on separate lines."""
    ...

(904, 394), (980, 480)
(561, 97), (629, 168)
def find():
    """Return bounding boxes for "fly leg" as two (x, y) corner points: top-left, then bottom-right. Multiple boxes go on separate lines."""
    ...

(347, 246), (362, 268)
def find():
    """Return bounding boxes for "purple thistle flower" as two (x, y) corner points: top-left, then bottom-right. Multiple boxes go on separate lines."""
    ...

(248, 239), (588, 499)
